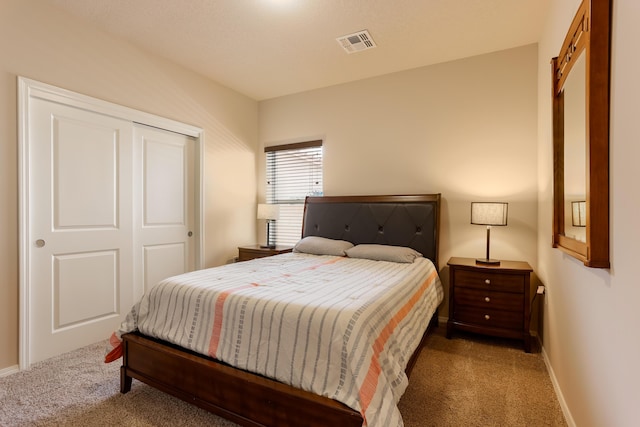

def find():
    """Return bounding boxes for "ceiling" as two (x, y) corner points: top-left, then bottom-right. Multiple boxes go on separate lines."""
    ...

(43, 0), (550, 100)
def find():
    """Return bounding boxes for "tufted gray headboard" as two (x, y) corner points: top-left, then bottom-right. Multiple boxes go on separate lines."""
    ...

(301, 194), (441, 269)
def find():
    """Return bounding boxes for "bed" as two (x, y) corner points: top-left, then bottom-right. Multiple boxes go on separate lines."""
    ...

(110, 194), (442, 427)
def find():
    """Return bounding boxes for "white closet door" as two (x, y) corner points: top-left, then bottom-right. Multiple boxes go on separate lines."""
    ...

(28, 98), (134, 364)
(21, 78), (203, 367)
(133, 124), (196, 300)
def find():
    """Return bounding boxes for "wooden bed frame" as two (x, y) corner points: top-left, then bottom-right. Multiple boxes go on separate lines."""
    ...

(120, 194), (441, 427)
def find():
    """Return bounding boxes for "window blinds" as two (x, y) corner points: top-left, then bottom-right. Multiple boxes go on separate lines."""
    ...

(265, 140), (323, 246)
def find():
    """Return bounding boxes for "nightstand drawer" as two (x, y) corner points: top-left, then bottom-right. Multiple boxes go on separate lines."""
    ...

(454, 306), (523, 330)
(454, 287), (524, 312)
(454, 270), (524, 293)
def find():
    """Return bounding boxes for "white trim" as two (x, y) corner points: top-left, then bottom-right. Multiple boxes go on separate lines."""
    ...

(541, 344), (576, 427)
(20, 78), (202, 137)
(18, 77), (30, 370)
(0, 365), (20, 378)
(18, 77), (205, 370)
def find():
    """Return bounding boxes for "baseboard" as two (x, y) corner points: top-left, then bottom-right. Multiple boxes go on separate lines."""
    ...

(540, 342), (576, 427)
(0, 364), (19, 378)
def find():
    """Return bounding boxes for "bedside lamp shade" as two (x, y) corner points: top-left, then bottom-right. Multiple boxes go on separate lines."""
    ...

(571, 201), (586, 227)
(471, 202), (508, 265)
(257, 203), (280, 221)
(257, 204), (280, 249)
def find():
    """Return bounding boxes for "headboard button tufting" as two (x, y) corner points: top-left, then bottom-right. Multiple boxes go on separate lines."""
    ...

(300, 195), (440, 269)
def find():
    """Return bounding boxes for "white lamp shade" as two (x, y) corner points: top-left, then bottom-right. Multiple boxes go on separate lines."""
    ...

(571, 201), (586, 227)
(257, 203), (280, 220)
(471, 202), (508, 226)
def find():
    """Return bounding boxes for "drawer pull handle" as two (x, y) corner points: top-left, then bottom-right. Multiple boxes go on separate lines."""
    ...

(484, 279), (491, 285)
(484, 314), (491, 320)
(484, 297), (491, 302)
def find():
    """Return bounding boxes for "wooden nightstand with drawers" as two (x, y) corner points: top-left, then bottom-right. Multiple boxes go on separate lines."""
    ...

(237, 244), (293, 262)
(446, 257), (533, 352)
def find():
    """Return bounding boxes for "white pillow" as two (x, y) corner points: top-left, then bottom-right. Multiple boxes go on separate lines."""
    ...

(293, 236), (354, 256)
(345, 244), (423, 263)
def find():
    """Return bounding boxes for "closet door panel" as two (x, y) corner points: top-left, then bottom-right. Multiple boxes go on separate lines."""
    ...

(28, 98), (134, 364)
(133, 124), (196, 300)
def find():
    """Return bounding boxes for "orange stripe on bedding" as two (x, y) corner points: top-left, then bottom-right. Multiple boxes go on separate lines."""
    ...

(303, 256), (345, 270)
(208, 283), (258, 357)
(104, 332), (123, 363)
(207, 257), (343, 358)
(358, 269), (437, 422)
(109, 331), (121, 348)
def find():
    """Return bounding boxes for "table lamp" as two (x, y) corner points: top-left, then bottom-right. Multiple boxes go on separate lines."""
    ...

(471, 202), (508, 265)
(257, 203), (280, 249)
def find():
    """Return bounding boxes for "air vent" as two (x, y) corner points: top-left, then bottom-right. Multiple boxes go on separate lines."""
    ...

(336, 30), (377, 54)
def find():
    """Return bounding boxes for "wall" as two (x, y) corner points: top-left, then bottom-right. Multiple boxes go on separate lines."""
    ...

(0, 0), (258, 372)
(259, 45), (539, 317)
(537, 1), (640, 426)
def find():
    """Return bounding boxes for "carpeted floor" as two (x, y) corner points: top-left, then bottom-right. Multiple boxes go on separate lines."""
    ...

(0, 326), (566, 426)
(398, 328), (566, 426)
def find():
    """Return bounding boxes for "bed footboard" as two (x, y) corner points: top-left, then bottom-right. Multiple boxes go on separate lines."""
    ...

(120, 309), (438, 427)
(120, 332), (363, 427)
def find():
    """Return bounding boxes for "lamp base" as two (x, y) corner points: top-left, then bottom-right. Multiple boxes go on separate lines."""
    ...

(476, 258), (501, 265)
(260, 244), (276, 249)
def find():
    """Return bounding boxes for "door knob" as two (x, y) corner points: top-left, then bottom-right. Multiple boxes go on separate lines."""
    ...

(35, 239), (46, 247)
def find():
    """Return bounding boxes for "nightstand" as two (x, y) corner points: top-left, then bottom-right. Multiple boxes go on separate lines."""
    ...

(446, 257), (533, 352)
(237, 244), (293, 262)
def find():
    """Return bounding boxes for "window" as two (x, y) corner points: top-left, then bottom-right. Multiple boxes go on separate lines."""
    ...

(265, 140), (323, 246)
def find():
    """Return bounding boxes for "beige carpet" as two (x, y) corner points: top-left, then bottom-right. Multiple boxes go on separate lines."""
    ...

(0, 326), (565, 426)
(398, 328), (566, 426)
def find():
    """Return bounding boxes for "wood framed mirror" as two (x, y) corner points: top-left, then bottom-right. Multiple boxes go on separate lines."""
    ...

(551, 0), (611, 268)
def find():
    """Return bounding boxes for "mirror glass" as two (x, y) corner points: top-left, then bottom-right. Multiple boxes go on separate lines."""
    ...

(562, 51), (586, 242)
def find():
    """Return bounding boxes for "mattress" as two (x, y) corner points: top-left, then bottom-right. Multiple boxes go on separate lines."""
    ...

(107, 252), (443, 427)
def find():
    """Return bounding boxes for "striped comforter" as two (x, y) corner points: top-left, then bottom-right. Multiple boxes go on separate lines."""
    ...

(108, 252), (443, 427)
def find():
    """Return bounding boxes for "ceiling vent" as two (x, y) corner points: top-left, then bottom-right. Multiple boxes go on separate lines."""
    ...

(336, 30), (377, 54)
